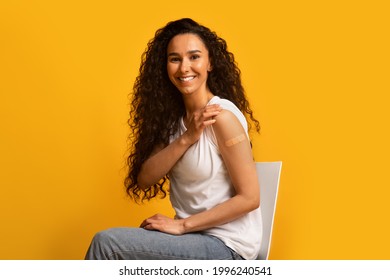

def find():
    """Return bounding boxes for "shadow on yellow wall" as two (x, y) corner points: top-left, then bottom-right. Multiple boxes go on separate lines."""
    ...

(0, 0), (389, 259)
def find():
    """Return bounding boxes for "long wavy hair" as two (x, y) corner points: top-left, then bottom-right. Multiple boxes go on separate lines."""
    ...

(125, 18), (260, 203)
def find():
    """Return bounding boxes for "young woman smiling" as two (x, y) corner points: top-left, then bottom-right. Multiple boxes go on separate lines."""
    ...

(85, 18), (261, 260)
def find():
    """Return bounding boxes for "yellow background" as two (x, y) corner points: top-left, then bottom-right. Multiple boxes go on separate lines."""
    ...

(1, 0), (389, 259)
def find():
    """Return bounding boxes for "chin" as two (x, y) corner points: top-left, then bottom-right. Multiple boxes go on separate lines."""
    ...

(178, 88), (195, 96)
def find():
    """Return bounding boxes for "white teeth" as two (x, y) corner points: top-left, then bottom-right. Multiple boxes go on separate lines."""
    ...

(179, 76), (195, 82)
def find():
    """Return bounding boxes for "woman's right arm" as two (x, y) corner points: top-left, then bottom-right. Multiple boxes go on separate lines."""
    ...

(137, 104), (221, 189)
(136, 136), (191, 189)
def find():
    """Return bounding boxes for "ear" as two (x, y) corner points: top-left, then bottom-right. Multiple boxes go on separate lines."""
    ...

(207, 63), (213, 72)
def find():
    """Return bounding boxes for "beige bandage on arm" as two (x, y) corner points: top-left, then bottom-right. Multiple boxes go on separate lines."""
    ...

(225, 133), (246, 147)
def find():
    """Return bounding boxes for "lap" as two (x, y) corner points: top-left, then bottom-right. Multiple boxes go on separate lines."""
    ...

(85, 227), (242, 260)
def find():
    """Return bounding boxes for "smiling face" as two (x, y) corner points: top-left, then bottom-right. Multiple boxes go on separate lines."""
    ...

(167, 33), (212, 97)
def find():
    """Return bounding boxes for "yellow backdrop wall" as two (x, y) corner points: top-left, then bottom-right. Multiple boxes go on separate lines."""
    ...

(0, 0), (389, 259)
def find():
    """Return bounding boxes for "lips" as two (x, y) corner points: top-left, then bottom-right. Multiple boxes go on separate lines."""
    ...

(178, 76), (196, 82)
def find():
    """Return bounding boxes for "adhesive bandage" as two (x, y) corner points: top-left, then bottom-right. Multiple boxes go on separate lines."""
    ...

(225, 134), (246, 147)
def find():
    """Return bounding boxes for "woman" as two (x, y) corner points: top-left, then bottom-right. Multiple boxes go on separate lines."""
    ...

(85, 18), (262, 260)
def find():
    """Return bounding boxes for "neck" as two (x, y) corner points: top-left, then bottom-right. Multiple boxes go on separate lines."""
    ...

(183, 89), (214, 118)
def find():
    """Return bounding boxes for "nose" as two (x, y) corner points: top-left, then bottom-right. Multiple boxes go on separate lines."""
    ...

(180, 59), (191, 73)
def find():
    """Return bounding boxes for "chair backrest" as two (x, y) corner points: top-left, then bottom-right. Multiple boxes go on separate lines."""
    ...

(256, 161), (282, 260)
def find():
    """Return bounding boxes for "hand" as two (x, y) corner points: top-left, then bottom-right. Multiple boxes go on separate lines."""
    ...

(182, 104), (221, 145)
(140, 214), (186, 235)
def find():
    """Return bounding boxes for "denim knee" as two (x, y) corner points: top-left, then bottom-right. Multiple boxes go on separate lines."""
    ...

(92, 229), (113, 245)
(85, 228), (116, 260)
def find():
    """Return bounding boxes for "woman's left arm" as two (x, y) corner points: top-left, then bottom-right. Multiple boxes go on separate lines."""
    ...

(140, 109), (260, 235)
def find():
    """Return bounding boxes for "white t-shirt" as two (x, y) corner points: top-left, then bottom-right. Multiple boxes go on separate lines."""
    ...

(169, 96), (262, 260)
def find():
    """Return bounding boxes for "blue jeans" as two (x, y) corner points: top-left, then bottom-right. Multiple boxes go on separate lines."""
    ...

(85, 227), (244, 260)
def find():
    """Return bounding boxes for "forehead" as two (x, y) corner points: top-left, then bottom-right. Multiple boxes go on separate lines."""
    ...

(167, 33), (208, 54)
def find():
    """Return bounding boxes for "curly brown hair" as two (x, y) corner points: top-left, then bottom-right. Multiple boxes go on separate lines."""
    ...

(125, 18), (260, 203)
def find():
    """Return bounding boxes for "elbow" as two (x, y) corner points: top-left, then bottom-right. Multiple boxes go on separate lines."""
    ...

(237, 193), (260, 213)
(236, 188), (260, 213)
(137, 175), (162, 191)
(251, 197), (260, 211)
(137, 182), (148, 190)
(247, 194), (260, 212)
(136, 174), (150, 190)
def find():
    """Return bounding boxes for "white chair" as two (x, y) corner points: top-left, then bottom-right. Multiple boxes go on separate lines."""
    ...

(256, 161), (282, 260)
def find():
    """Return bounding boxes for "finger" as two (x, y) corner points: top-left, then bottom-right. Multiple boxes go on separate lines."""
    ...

(143, 224), (157, 231)
(140, 217), (155, 228)
(202, 106), (221, 115)
(204, 104), (221, 110)
(203, 119), (217, 126)
(140, 213), (163, 227)
(140, 219), (148, 228)
(204, 105), (221, 111)
(203, 109), (221, 117)
(202, 110), (221, 119)
(203, 104), (221, 112)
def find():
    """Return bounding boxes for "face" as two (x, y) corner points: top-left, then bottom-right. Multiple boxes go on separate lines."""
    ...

(167, 33), (212, 97)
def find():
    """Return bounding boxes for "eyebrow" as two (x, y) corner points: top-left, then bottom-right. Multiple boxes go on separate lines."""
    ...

(167, 50), (202, 57)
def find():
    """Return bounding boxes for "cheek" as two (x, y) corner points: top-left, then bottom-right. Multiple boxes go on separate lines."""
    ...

(167, 65), (176, 80)
(196, 61), (210, 74)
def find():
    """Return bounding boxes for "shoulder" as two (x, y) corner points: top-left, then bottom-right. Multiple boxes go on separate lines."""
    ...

(208, 96), (239, 112)
(213, 110), (245, 135)
(214, 109), (239, 126)
(209, 96), (248, 133)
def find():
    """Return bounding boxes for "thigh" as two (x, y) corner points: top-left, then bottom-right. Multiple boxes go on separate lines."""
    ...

(85, 227), (240, 260)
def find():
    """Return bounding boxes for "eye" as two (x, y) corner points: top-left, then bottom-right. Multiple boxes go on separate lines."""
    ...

(169, 57), (181, 63)
(190, 54), (200, 60)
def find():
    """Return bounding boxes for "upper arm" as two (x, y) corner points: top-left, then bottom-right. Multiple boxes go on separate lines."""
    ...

(212, 110), (259, 204)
